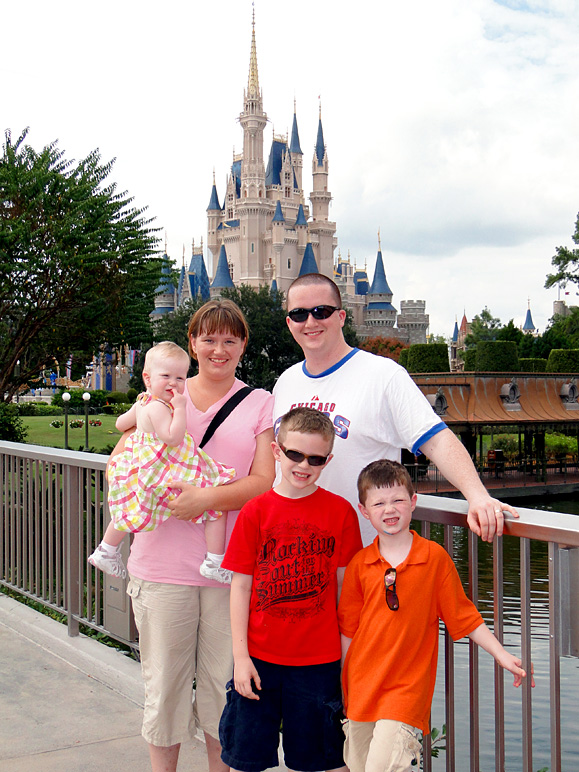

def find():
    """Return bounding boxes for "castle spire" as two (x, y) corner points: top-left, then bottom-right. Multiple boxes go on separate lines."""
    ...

(247, 6), (260, 99)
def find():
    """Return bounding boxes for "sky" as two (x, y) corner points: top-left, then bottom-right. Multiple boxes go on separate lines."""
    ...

(3, 0), (579, 337)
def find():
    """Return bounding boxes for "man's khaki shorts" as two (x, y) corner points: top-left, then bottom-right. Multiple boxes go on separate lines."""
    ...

(344, 718), (421, 772)
(128, 577), (232, 747)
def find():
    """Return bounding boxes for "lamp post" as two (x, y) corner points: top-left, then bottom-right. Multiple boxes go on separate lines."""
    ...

(83, 392), (91, 451)
(62, 392), (71, 450)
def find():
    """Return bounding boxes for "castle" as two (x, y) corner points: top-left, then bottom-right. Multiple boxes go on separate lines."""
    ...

(153, 13), (429, 345)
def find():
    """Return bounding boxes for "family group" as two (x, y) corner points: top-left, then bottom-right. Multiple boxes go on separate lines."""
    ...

(88, 273), (531, 772)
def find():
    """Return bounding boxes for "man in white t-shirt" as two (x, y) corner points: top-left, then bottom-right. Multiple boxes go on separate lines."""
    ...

(273, 273), (517, 545)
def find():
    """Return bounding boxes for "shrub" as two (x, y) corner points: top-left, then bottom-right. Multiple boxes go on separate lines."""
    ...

(490, 434), (518, 461)
(406, 343), (449, 373)
(0, 403), (28, 442)
(52, 388), (109, 409)
(398, 349), (409, 370)
(35, 405), (64, 416)
(545, 432), (577, 459)
(546, 349), (579, 373)
(106, 391), (130, 404)
(126, 388), (138, 403)
(519, 358), (547, 373)
(475, 341), (520, 372)
(460, 349), (475, 371)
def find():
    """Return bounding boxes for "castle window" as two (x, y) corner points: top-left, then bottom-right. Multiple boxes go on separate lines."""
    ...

(285, 187), (291, 198)
(251, 243), (255, 253)
(288, 258), (291, 269)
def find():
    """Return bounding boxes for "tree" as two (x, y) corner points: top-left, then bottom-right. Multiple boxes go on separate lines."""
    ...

(496, 320), (523, 347)
(545, 212), (579, 292)
(464, 307), (502, 348)
(221, 285), (303, 391)
(0, 128), (161, 402)
(358, 336), (409, 363)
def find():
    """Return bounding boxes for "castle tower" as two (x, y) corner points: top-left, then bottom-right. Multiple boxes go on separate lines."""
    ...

(309, 104), (336, 278)
(289, 100), (303, 192)
(364, 235), (397, 331)
(397, 300), (429, 344)
(522, 298), (538, 337)
(233, 11), (272, 287)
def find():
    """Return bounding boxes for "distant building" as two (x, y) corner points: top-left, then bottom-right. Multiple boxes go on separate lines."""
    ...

(152, 12), (429, 344)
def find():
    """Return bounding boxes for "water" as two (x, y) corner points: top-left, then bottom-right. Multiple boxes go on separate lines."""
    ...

(428, 496), (579, 772)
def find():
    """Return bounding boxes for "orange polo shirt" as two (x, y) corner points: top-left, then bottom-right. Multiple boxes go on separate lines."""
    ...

(338, 531), (483, 733)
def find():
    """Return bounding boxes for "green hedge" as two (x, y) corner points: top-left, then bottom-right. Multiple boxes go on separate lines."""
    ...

(546, 349), (579, 373)
(519, 358), (547, 373)
(0, 403), (27, 442)
(398, 349), (409, 370)
(463, 349), (476, 371)
(52, 389), (110, 409)
(406, 344), (449, 373)
(475, 341), (520, 372)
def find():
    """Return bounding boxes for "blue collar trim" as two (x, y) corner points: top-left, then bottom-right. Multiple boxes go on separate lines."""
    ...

(301, 348), (360, 379)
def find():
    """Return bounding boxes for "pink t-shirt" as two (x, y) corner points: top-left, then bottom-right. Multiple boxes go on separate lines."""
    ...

(127, 379), (274, 585)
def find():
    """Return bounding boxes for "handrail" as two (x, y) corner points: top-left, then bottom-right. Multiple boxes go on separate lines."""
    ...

(2, 441), (578, 771)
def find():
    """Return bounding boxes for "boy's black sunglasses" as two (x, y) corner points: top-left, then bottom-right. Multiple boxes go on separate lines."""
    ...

(384, 568), (399, 611)
(287, 305), (340, 323)
(279, 443), (329, 467)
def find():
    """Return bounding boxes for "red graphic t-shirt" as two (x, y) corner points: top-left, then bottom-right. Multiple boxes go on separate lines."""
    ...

(223, 487), (362, 666)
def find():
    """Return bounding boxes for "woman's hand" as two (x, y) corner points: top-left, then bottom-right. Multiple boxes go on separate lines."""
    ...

(166, 481), (212, 521)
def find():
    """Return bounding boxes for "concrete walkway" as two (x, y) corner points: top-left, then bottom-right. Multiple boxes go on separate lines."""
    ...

(0, 594), (207, 771)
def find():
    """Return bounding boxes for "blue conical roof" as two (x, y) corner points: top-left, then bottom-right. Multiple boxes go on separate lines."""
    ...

(452, 321), (459, 342)
(272, 200), (285, 223)
(295, 204), (307, 226)
(155, 257), (175, 294)
(188, 252), (211, 300)
(369, 250), (392, 295)
(211, 245), (235, 289)
(290, 110), (303, 155)
(523, 308), (535, 332)
(315, 117), (325, 166)
(207, 182), (221, 211)
(299, 243), (319, 276)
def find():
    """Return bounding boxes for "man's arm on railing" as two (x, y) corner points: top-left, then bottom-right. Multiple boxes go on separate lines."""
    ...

(421, 428), (519, 542)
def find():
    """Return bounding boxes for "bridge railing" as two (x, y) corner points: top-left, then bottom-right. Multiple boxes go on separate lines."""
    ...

(2, 440), (578, 772)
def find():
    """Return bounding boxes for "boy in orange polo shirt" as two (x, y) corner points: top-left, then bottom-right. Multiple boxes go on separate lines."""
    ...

(338, 460), (532, 772)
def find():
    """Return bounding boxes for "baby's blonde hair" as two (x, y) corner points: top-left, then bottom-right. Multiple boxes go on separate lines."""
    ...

(143, 341), (190, 375)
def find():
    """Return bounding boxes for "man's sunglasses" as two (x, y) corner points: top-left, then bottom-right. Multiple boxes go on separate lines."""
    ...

(384, 568), (399, 611)
(287, 305), (340, 323)
(279, 443), (329, 467)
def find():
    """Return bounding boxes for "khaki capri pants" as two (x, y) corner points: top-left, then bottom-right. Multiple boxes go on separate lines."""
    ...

(128, 577), (232, 748)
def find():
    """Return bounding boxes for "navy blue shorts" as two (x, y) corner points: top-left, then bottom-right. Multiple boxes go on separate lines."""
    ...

(219, 658), (345, 772)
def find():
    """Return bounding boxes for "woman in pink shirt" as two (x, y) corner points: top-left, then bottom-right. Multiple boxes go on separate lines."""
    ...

(115, 299), (274, 772)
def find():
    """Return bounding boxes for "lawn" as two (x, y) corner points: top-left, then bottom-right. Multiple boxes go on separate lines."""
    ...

(23, 415), (122, 453)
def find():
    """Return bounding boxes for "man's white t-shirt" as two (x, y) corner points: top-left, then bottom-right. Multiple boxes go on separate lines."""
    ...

(273, 348), (446, 544)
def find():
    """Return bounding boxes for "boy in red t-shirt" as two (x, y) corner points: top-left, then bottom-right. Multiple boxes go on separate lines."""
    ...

(338, 459), (533, 772)
(219, 407), (362, 772)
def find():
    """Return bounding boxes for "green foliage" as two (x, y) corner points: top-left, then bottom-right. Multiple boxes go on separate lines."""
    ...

(464, 306), (501, 347)
(398, 348), (409, 370)
(545, 211), (579, 291)
(545, 432), (577, 459)
(106, 391), (130, 404)
(52, 388), (108, 409)
(463, 348), (477, 370)
(0, 402), (27, 441)
(496, 319), (524, 346)
(0, 128), (161, 403)
(33, 405), (63, 416)
(126, 388), (138, 403)
(546, 349), (579, 373)
(490, 434), (519, 461)
(519, 357), (547, 372)
(358, 335), (409, 363)
(475, 341), (520, 372)
(406, 343), (449, 373)
(221, 286), (303, 391)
